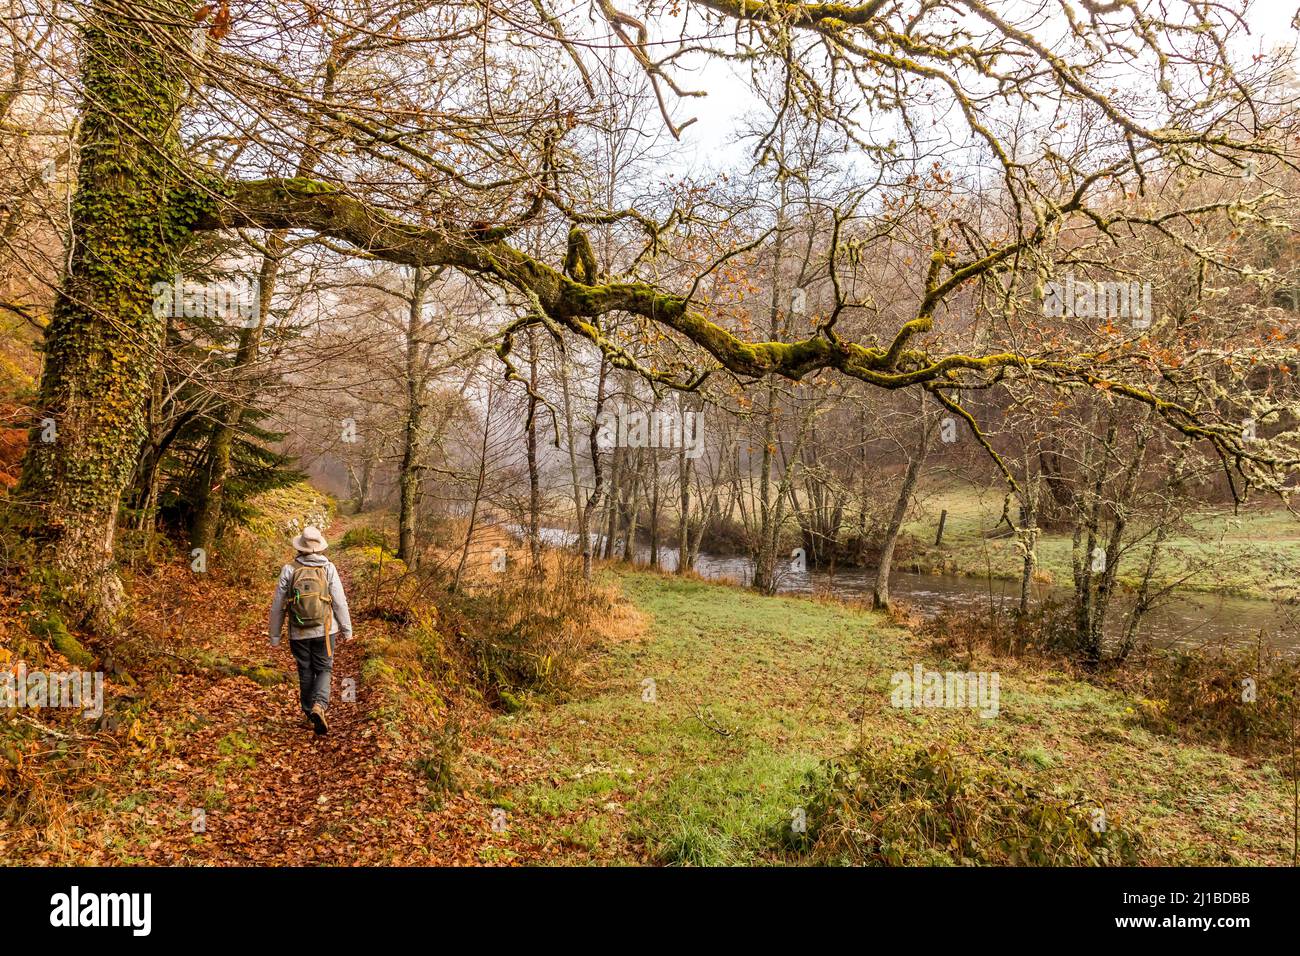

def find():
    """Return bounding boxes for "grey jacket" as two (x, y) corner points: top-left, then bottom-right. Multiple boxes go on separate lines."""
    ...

(268, 553), (353, 647)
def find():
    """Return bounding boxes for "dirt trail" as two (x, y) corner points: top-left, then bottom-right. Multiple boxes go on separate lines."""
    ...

(2, 516), (589, 865)
(167, 630), (389, 863)
(118, 524), (523, 865)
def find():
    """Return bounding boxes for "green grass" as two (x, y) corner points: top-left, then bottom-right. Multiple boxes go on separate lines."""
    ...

(903, 479), (1300, 600)
(489, 570), (1299, 865)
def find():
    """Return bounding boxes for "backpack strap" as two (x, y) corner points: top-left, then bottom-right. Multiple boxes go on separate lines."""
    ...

(310, 559), (334, 657)
(324, 565), (333, 658)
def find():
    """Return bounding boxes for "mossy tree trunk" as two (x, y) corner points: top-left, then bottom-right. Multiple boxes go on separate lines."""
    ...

(10, 1), (205, 624)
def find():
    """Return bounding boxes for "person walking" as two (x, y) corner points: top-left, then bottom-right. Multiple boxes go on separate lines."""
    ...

(268, 525), (353, 735)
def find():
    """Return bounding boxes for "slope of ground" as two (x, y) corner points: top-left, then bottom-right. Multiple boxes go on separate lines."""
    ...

(6, 515), (1294, 866)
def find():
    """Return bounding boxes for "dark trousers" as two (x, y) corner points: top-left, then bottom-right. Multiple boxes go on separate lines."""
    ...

(290, 637), (333, 713)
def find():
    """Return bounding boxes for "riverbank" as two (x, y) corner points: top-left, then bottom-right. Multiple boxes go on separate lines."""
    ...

(541, 521), (1293, 653)
(596, 480), (1298, 605)
(485, 568), (1297, 864)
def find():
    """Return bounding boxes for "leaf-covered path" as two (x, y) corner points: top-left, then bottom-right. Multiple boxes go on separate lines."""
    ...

(83, 524), (530, 866)
(152, 630), (413, 864)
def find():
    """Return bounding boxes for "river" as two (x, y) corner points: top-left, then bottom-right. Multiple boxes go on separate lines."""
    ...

(522, 526), (1294, 653)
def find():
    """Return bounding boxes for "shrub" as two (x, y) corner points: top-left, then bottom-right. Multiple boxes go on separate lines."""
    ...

(1124, 640), (1300, 760)
(926, 602), (1300, 775)
(433, 549), (625, 708)
(356, 533), (631, 731)
(340, 526), (390, 551)
(210, 532), (274, 589)
(415, 716), (463, 807)
(360, 608), (448, 727)
(694, 514), (752, 556)
(921, 602), (1081, 660)
(785, 744), (1142, 866)
(348, 546), (407, 610)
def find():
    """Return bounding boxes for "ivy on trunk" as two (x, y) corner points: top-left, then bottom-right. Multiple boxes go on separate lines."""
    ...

(8, 1), (215, 624)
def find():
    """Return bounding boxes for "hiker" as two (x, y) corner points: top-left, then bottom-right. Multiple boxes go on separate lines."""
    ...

(268, 525), (353, 735)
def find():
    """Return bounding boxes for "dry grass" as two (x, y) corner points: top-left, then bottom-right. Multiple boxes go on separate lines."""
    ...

(341, 517), (643, 710)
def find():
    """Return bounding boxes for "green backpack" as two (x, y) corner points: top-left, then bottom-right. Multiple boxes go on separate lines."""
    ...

(289, 563), (333, 630)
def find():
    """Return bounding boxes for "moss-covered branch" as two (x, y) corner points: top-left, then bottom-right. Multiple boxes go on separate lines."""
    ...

(195, 177), (1299, 488)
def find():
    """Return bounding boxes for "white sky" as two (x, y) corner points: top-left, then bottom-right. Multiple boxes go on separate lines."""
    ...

(652, 0), (1300, 178)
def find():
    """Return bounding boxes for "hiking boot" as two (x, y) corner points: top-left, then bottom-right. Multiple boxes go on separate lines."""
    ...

(309, 703), (328, 736)
(301, 712), (315, 730)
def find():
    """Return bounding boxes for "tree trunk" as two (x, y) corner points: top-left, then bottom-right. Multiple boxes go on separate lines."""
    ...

(397, 267), (430, 566)
(872, 411), (933, 611)
(355, 453), (375, 513)
(558, 344), (583, 561)
(1017, 491), (1038, 618)
(451, 379), (494, 592)
(9, 3), (200, 625)
(525, 327), (542, 571)
(579, 357), (608, 581)
(648, 431), (660, 568)
(677, 429), (692, 574)
(753, 172), (789, 595)
(603, 447), (621, 558)
(620, 458), (640, 564)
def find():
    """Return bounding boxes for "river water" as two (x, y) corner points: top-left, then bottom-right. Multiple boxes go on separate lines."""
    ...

(524, 528), (1294, 653)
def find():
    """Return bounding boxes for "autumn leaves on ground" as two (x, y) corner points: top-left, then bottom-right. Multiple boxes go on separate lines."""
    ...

(3, 484), (1298, 865)
(4, 543), (440, 862)
(0, 487), (631, 865)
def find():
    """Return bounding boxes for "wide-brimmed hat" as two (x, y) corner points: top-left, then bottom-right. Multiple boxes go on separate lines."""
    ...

(291, 525), (329, 553)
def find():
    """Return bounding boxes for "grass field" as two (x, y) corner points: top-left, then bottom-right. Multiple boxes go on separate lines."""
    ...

(481, 570), (1298, 865)
(900, 480), (1300, 600)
